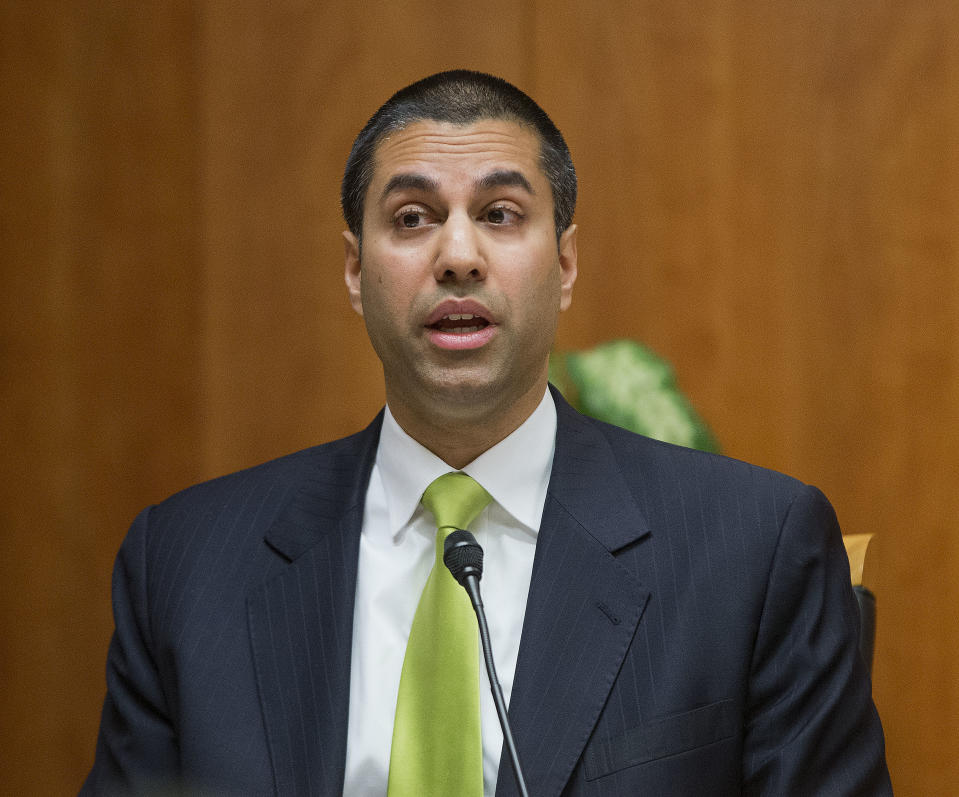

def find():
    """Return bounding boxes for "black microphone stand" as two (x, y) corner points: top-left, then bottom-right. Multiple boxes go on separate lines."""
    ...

(444, 529), (530, 797)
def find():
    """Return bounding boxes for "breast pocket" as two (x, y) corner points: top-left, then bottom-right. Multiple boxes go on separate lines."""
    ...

(583, 699), (737, 781)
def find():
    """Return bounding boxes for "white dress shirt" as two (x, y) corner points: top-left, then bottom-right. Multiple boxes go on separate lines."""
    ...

(343, 389), (557, 796)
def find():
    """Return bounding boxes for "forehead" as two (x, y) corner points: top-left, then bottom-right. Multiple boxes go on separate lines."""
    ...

(368, 119), (545, 191)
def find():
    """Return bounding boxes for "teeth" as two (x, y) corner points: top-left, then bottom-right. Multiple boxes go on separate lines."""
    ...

(444, 313), (475, 321)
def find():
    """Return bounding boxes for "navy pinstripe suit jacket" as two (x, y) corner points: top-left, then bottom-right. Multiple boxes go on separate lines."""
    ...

(83, 388), (891, 795)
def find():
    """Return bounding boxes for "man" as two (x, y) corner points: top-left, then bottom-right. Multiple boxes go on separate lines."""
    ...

(83, 70), (891, 795)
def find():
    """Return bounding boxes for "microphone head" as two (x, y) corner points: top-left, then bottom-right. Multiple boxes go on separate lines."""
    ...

(443, 529), (484, 586)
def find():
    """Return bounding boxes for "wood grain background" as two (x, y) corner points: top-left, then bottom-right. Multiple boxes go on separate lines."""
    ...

(2, 2), (956, 793)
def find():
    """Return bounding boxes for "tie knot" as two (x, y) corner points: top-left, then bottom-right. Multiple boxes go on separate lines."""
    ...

(421, 472), (492, 533)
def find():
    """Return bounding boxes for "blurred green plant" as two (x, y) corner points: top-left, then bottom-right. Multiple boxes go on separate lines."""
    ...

(549, 339), (719, 453)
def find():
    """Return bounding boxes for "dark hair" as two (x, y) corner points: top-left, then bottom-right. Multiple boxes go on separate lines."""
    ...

(341, 70), (576, 241)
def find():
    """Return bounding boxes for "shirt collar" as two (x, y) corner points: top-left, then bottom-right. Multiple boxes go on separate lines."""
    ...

(375, 389), (557, 540)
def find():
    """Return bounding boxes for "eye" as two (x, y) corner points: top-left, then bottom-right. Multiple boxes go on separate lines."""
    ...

(483, 205), (522, 225)
(392, 206), (432, 230)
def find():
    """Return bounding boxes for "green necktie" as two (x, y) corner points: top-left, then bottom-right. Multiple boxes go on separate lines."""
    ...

(387, 472), (492, 797)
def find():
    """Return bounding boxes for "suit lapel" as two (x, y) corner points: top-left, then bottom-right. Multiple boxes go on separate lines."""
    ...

(245, 394), (650, 796)
(247, 415), (382, 796)
(497, 392), (651, 797)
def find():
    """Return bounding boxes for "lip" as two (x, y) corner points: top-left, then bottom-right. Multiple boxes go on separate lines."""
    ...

(424, 298), (498, 351)
(424, 298), (496, 327)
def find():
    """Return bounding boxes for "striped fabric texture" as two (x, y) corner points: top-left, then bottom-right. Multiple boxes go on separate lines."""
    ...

(82, 388), (890, 796)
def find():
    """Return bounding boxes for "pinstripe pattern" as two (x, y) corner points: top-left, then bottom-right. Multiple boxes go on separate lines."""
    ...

(84, 421), (379, 795)
(247, 440), (373, 795)
(84, 391), (889, 796)
(493, 392), (888, 795)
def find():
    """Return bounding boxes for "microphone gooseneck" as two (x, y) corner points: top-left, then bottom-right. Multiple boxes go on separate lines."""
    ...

(444, 529), (530, 797)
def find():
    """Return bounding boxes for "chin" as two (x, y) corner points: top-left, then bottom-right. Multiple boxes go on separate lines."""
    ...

(429, 369), (540, 413)
(429, 375), (497, 405)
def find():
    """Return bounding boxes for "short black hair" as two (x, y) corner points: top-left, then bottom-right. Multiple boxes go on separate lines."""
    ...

(341, 70), (576, 241)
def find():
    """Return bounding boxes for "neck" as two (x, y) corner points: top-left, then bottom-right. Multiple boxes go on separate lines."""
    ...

(387, 381), (547, 470)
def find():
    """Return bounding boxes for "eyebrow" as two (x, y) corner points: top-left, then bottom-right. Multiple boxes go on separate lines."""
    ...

(475, 169), (535, 195)
(379, 169), (536, 202)
(380, 173), (439, 200)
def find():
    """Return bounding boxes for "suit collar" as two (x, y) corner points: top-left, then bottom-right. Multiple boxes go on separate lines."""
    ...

(249, 413), (382, 795)
(259, 387), (649, 561)
(498, 387), (652, 796)
(262, 411), (382, 562)
(546, 385), (651, 551)
(251, 392), (654, 796)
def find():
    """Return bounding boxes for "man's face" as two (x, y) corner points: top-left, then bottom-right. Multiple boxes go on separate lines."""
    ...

(344, 118), (577, 428)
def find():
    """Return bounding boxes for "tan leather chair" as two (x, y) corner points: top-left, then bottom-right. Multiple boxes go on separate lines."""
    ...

(844, 535), (876, 674)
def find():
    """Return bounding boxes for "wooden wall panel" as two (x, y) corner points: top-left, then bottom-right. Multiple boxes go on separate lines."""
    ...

(0, 3), (203, 793)
(2, 1), (957, 793)
(533, 2), (959, 793)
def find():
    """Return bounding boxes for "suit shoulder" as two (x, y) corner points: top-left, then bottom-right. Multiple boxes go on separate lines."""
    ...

(575, 415), (842, 596)
(164, 429), (368, 506)
(586, 413), (811, 506)
(136, 420), (380, 550)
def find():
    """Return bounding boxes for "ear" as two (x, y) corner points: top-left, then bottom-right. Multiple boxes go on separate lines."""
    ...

(343, 230), (363, 316)
(558, 224), (578, 311)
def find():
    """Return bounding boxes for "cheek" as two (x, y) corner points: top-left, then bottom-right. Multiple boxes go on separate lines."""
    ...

(509, 252), (563, 302)
(364, 243), (423, 285)
(360, 261), (418, 320)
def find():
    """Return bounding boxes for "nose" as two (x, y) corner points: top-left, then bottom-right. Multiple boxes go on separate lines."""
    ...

(433, 212), (487, 283)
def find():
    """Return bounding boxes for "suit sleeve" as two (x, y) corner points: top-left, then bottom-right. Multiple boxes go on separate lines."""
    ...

(81, 507), (179, 796)
(742, 484), (892, 795)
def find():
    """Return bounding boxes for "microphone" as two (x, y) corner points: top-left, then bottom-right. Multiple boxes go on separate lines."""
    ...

(444, 529), (530, 797)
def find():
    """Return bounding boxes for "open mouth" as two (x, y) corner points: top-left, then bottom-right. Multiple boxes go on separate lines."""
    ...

(428, 313), (491, 334)
(424, 301), (497, 350)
